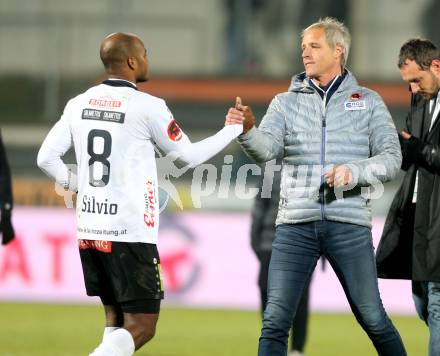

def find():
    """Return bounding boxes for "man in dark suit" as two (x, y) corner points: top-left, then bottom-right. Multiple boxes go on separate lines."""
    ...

(377, 38), (440, 356)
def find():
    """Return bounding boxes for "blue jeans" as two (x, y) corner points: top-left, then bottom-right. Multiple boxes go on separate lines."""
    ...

(258, 221), (407, 356)
(413, 281), (440, 356)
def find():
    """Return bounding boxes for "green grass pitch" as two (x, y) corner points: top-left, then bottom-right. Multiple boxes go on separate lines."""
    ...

(0, 303), (428, 355)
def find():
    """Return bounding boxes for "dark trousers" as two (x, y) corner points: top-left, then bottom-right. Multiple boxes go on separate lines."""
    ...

(258, 222), (406, 356)
(258, 250), (309, 352)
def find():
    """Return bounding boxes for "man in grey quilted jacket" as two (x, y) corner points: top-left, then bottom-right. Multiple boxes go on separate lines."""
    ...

(226, 17), (407, 356)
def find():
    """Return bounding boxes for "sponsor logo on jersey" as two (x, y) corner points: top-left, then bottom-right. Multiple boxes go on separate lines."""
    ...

(82, 109), (125, 124)
(167, 119), (183, 141)
(89, 98), (122, 108)
(78, 239), (112, 253)
(144, 180), (157, 228)
(81, 195), (118, 215)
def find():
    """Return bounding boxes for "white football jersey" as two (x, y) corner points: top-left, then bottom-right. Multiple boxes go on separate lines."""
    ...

(38, 80), (242, 243)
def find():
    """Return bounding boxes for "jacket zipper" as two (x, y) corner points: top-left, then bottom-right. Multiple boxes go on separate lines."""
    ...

(320, 95), (327, 220)
(313, 75), (339, 220)
(319, 76), (339, 220)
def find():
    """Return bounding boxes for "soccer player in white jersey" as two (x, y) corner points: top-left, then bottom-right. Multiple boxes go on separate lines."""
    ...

(37, 32), (244, 356)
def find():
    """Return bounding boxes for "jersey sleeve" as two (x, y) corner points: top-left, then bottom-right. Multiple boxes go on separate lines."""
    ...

(147, 100), (242, 167)
(37, 100), (77, 191)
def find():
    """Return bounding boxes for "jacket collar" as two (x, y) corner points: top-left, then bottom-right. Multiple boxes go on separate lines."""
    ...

(288, 69), (358, 94)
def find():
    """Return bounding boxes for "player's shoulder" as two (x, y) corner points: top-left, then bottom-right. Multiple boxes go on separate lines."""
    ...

(131, 89), (167, 111)
(66, 85), (100, 107)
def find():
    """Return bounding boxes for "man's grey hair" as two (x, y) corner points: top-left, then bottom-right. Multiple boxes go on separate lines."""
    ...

(302, 17), (351, 67)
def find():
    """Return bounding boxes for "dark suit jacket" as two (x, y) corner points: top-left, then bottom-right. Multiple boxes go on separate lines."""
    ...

(377, 93), (440, 282)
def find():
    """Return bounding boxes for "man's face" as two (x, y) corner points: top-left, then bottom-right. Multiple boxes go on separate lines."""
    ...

(133, 39), (149, 83)
(301, 28), (342, 79)
(400, 59), (440, 100)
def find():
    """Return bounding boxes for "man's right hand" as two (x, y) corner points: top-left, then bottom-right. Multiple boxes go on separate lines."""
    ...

(400, 131), (412, 140)
(225, 97), (256, 134)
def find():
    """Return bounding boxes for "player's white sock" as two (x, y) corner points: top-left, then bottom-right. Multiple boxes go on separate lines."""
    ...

(89, 328), (135, 356)
(103, 326), (119, 341)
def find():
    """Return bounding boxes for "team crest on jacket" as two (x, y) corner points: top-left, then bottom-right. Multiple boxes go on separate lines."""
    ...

(349, 92), (362, 101)
(167, 119), (183, 141)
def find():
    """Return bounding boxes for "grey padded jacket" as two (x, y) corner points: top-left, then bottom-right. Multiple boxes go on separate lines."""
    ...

(238, 71), (402, 228)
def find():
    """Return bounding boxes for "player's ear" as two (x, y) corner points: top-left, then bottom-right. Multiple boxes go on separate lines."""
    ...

(334, 44), (343, 61)
(431, 59), (440, 77)
(127, 57), (136, 70)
